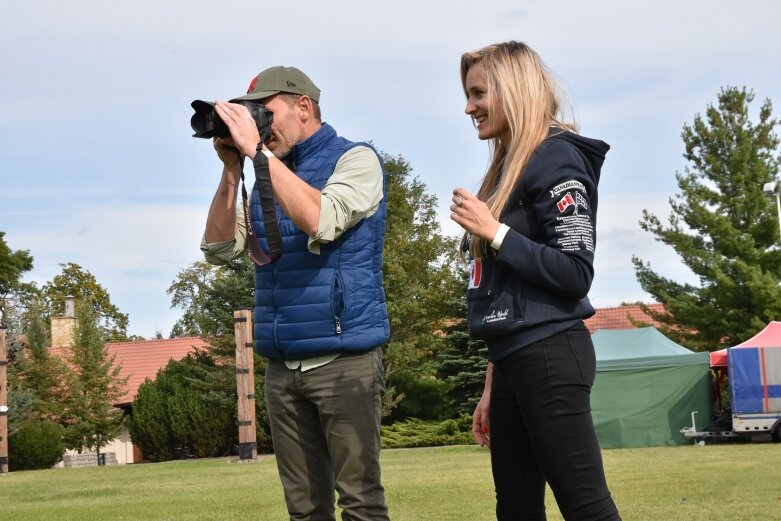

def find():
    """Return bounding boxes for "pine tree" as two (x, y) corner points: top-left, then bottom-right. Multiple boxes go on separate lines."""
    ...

(61, 301), (127, 456)
(7, 384), (35, 436)
(436, 272), (488, 416)
(15, 304), (69, 422)
(633, 87), (781, 350)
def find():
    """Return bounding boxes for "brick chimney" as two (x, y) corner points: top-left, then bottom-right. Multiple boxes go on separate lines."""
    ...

(51, 296), (77, 348)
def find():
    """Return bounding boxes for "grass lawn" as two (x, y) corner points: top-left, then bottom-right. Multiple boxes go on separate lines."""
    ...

(1, 443), (779, 520)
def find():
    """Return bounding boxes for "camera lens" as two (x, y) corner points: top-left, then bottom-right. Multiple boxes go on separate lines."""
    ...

(190, 100), (229, 139)
(190, 99), (273, 141)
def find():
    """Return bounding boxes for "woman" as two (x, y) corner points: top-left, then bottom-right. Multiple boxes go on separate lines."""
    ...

(450, 41), (621, 521)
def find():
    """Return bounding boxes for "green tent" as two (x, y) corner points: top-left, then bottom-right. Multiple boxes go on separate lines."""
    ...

(590, 327), (711, 448)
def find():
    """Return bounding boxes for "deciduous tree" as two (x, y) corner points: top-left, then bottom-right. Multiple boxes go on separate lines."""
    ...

(380, 152), (462, 412)
(42, 262), (129, 341)
(0, 231), (34, 327)
(167, 261), (218, 338)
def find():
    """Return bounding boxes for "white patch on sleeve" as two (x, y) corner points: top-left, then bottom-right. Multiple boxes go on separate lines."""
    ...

(549, 180), (586, 198)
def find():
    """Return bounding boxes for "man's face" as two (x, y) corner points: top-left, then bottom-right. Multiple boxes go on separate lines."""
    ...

(260, 94), (304, 159)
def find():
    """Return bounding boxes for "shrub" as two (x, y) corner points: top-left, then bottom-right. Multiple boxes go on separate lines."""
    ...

(129, 357), (228, 461)
(128, 354), (269, 462)
(385, 371), (453, 423)
(381, 415), (474, 449)
(9, 419), (66, 471)
(128, 378), (175, 461)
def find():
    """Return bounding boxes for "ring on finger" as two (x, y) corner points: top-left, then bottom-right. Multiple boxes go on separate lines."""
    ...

(454, 195), (464, 206)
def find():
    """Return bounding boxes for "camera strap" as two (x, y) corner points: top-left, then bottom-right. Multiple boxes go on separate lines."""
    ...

(239, 152), (283, 266)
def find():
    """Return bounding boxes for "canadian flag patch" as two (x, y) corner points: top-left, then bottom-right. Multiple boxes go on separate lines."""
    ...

(469, 259), (482, 289)
(557, 192), (575, 213)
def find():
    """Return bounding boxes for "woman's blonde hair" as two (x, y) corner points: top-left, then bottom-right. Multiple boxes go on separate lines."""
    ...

(460, 41), (577, 258)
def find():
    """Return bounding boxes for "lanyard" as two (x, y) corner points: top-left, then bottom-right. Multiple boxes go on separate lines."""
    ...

(240, 151), (284, 265)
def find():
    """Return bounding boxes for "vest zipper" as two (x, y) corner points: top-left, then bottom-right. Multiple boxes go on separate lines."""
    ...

(332, 272), (345, 335)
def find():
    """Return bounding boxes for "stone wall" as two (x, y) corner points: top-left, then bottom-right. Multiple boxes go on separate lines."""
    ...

(63, 452), (118, 468)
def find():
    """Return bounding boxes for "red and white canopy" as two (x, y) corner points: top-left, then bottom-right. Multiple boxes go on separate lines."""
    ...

(710, 321), (781, 367)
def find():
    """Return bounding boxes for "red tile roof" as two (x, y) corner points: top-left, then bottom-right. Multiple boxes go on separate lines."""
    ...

(51, 337), (207, 406)
(585, 303), (665, 332)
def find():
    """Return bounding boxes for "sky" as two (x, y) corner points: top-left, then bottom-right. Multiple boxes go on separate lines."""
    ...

(2, 0), (780, 338)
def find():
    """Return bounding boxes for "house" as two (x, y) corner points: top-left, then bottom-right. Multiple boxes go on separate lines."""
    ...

(48, 298), (206, 466)
(584, 302), (665, 332)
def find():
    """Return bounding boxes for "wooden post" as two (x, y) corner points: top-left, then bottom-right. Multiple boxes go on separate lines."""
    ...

(0, 328), (9, 474)
(233, 309), (257, 460)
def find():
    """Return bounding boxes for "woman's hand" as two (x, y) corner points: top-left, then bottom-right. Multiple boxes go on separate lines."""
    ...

(450, 188), (500, 242)
(472, 390), (491, 448)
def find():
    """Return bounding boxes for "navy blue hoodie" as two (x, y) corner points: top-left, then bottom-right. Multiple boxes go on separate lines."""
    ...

(466, 129), (609, 362)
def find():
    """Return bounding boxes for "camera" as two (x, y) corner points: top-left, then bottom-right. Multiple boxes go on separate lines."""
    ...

(190, 99), (273, 142)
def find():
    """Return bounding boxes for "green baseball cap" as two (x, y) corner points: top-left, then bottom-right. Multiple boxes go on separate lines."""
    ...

(231, 66), (321, 104)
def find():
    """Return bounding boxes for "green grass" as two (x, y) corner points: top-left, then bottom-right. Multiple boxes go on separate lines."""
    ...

(1, 444), (779, 520)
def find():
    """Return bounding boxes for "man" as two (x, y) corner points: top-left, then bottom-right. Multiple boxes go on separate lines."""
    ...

(201, 66), (391, 521)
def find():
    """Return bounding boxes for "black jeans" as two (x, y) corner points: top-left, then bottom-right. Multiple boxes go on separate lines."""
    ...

(489, 326), (621, 521)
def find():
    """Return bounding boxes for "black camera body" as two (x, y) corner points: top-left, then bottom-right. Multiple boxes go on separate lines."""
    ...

(190, 100), (273, 142)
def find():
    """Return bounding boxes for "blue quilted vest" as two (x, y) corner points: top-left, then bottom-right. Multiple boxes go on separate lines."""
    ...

(249, 123), (390, 360)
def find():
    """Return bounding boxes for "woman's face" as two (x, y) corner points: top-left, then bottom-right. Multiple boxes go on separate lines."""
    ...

(464, 63), (509, 144)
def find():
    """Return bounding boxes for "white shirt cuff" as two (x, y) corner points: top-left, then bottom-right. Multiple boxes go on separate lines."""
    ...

(490, 223), (511, 251)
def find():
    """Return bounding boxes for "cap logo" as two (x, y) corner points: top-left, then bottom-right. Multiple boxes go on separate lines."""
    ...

(247, 76), (258, 94)
(286, 81), (296, 88)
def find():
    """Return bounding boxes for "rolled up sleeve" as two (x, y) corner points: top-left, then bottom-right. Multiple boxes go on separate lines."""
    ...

(308, 146), (383, 254)
(200, 209), (247, 265)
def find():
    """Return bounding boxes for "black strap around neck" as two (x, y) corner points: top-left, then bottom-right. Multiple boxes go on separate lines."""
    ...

(240, 150), (283, 265)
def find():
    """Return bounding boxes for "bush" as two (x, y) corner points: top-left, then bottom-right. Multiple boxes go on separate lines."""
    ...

(385, 371), (453, 423)
(381, 415), (474, 449)
(128, 353), (272, 462)
(129, 356), (232, 461)
(9, 419), (66, 471)
(128, 378), (175, 461)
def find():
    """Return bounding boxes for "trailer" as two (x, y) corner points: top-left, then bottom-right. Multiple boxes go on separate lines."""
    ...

(680, 410), (748, 444)
(727, 344), (781, 440)
(682, 323), (781, 444)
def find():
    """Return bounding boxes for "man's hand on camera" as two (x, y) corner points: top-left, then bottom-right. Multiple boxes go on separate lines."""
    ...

(212, 137), (241, 168)
(214, 100), (261, 159)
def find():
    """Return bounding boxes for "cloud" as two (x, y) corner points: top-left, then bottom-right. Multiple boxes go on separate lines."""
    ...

(2, 0), (779, 337)
(6, 200), (208, 337)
